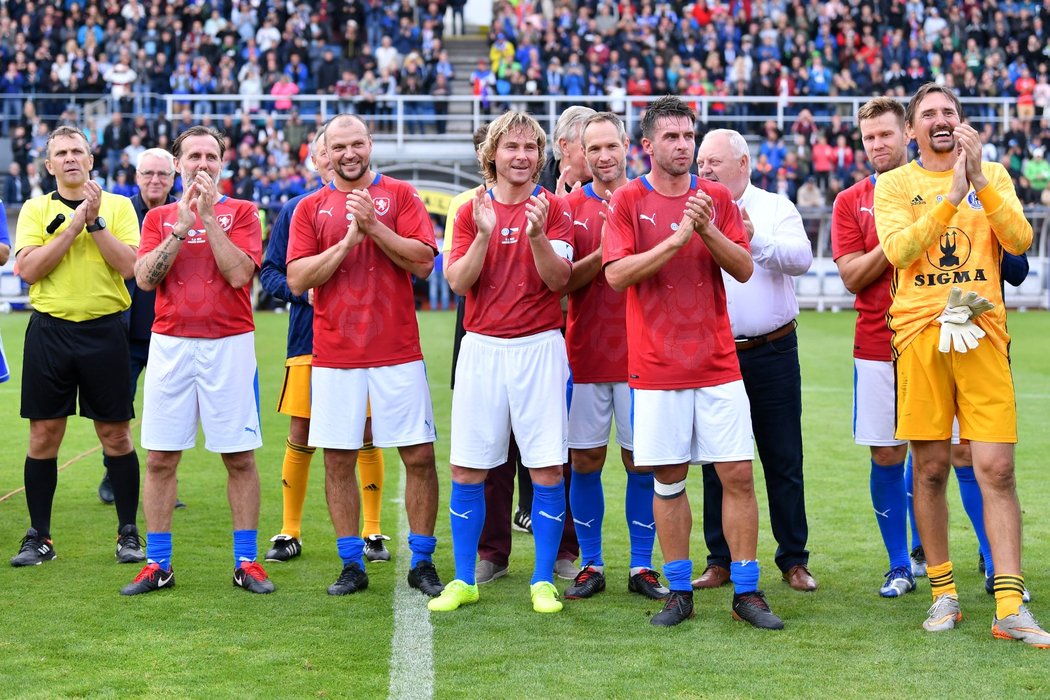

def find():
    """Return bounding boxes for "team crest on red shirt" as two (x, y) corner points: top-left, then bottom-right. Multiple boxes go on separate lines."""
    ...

(374, 197), (391, 216)
(216, 213), (233, 231)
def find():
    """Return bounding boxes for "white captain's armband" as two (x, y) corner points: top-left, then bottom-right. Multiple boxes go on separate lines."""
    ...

(550, 239), (574, 262)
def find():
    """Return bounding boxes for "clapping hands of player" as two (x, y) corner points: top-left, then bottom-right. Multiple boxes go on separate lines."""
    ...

(954, 123), (988, 191)
(341, 201), (365, 250)
(524, 192), (549, 239)
(175, 179), (198, 234)
(948, 124), (987, 205)
(192, 171), (217, 221)
(679, 191), (715, 244)
(345, 188), (377, 233)
(472, 185), (496, 239)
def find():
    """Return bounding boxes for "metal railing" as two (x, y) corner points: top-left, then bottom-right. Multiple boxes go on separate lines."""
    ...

(795, 207), (1050, 311)
(0, 92), (1029, 147)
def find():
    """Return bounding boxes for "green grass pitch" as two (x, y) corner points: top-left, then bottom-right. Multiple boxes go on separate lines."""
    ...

(0, 308), (1047, 698)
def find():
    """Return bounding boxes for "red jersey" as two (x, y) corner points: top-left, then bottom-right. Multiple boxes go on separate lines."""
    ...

(565, 184), (627, 384)
(450, 185), (573, 339)
(140, 196), (261, 339)
(603, 175), (747, 390)
(830, 175), (893, 361)
(286, 176), (436, 369)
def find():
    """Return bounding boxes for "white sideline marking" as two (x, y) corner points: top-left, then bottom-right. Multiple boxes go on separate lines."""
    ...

(388, 462), (434, 700)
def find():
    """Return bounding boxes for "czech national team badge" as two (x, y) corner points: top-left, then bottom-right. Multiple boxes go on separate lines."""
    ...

(216, 213), (233, 231)
(374, 197), (391, 216)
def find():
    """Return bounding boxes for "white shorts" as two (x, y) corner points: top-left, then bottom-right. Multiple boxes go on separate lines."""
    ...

(451, 330), (569, 469)
(309, 360), (437, 450)
(632, 381), (754, 466)
(568, 381), (633, 450)
(141, 332), (262, 453)
(853, 359), (907, 447)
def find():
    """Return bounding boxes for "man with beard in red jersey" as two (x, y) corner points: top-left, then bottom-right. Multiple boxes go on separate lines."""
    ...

(286, 114), (444, 600)
(603, 96), (781, 630)
(124, 126), (270, 596)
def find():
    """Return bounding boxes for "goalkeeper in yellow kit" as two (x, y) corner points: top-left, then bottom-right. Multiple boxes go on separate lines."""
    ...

(874, 83), (1047, 647)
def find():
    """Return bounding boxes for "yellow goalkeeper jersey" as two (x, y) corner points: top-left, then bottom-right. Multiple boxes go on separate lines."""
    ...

(873, 160), (1031, 357)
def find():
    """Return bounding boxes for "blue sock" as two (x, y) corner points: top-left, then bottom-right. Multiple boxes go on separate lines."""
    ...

(663, 559), (693, 593)
(336, 536), (365, 568)
(870, 460), (910, 570)
(408, 532), (437, 569)
(625, 471), (656, 570)
(904, 453), (921, 549)
(954, 465), (992, 576)
(731, 560), (760, 595)
(146, 531), (172, 570)
(569, 469), (604, 567)
(233, 529), (257, 568)
(449, 481), (486, 585)
(531, 481), (565, 585)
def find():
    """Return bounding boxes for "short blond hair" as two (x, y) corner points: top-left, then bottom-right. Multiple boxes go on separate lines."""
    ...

(479, 111), (547, 185)
(857, 97), (905, 128)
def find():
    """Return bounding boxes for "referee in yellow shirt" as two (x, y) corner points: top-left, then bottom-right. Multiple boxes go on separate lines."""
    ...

(10, 125), (145, 568)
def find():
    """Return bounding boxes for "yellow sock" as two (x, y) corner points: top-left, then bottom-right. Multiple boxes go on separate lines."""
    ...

(994, 574), (1025, 619)
(358, 444), (385, 538)
(927, 561), (957, 600)
(280, 439), (315, 540)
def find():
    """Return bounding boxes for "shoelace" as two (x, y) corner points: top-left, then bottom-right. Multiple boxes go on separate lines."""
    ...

(241, 561), (269, 581)
(573, 566), (599, 586)
(416, 563), (441, 585)
(637, 570), (662, 586)
(736, 592), (770, 610)
(118, 531), (145, 550)
(336, 564), (362, 584)
(131, 563), (161, 584)
(885, 566), (911, 581)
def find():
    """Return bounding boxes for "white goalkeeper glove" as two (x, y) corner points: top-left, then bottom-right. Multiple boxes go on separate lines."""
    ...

(958, 289), (995, 318)
(937, 286), (986, 354)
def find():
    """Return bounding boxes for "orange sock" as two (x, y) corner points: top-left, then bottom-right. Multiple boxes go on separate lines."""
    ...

(358, 444), (385, 538)
(993, 574), (1025, 619)
(280, 439), (315, 540)
(927, 561), (957, 600)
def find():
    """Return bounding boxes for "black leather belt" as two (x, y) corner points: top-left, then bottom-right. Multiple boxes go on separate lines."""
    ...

(735, 320), (797, 351)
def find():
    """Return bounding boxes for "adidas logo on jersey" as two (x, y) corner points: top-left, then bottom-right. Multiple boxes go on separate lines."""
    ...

(910, 195), (926, 206)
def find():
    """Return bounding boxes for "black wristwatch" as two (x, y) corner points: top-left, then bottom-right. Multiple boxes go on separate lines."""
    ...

(86, 216), (106, 233)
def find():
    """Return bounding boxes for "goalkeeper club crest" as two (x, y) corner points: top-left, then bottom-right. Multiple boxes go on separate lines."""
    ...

(928, 227), (970, 271)
(216, 213), (233, 231)
(374, 197), (391, 216)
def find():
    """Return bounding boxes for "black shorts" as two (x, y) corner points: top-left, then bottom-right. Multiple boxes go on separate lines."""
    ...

(21, 311), (134, 422)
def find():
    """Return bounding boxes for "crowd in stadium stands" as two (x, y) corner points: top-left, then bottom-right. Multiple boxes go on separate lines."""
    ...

(1, 0), (1050, 212)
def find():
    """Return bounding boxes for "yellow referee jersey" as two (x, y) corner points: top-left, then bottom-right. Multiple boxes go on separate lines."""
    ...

(873, 160), (1031, 356)
(15, 191), (140, 321)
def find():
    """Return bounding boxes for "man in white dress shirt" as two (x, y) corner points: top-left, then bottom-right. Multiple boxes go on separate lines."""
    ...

(693, 129), (818, 592)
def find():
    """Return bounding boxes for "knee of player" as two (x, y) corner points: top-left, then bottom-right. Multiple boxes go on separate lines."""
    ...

(977, 461), (1016, 491)
(871, 445), (907, 466)
(221, 450), (258, 475)
(146, 451), (181, 475)
(714, 461), (756, 494)
(400, 443), (437, 471)
(570, 448), (605, 474)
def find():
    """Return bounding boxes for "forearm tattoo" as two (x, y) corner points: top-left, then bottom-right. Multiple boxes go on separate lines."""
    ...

(144, 235), (180, 285)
